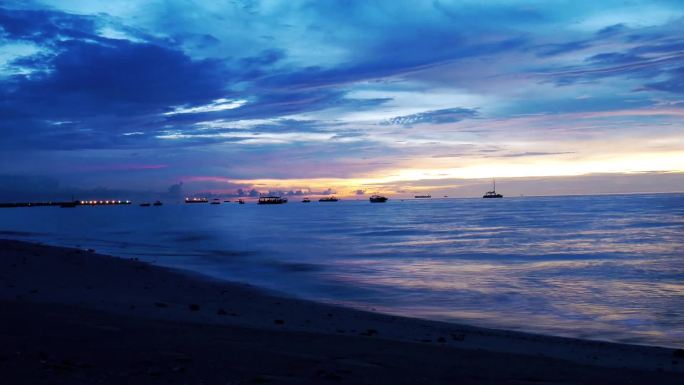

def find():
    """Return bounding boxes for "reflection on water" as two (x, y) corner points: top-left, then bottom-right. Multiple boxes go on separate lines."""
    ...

(1, 193), (683, 347)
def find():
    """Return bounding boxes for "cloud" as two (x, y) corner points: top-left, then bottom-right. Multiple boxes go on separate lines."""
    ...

(233, 188), (260, 198)
(647, 67), (684, 94)
(497, 151), (575, 158)
(167, 181), (183, 198)
(382, 108), (478, 127)
(596, 23), (627, 37)
(0, 12), (232, 150)
(535, 40), (593, 57)
(163, 99), (247, 116)
(537, 22), (684, 87)
(1, 1), (684, 197)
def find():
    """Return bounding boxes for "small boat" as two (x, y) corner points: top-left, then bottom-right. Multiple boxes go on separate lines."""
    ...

(223, 200), (231, 203)
(302, 198), (311, 203)
(185, 197), (208, 203)
(153, 200), (163, 206)
(414, 194), (431, 199)
(483, 179), (503, 199)
(210, 201), (220, 205)
(258, 196), (288, 204)
(319, 196), (339, 202)
(237, 199), (245, 204)
(140, 203), (151, 207)
(369, 195), (388, 203)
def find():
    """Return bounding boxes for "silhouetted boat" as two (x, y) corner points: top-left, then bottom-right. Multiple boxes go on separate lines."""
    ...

(483, 179), (503, 198)
(369, 195), (388, 203)
(238, 199), (245, 204)
(414, 194), (431, 198)
(210, 201), (220, 205)
(224, 200), (231, 203)
(302, 198), (311, 203)
(140, 203), (151, 207)
(153, 201), (163, 206)
(258, 196), (287, 204)
(319, 196), (339, 202)
(211, 199), (221, 205)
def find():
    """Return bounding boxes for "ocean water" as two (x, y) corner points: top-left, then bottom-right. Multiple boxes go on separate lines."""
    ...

(1, 193), (683, 347)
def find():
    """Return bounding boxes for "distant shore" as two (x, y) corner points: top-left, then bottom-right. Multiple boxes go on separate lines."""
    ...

(1, 239), (682, 384)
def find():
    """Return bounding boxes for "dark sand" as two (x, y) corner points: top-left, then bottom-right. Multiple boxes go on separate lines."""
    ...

(1, 239), (682, 384)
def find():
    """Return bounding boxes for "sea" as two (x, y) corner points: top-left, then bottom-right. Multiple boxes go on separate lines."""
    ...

(2, 193), (683, 347)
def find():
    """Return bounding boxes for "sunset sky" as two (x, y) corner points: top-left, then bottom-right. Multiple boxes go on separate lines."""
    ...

(1, 0), (683, 199)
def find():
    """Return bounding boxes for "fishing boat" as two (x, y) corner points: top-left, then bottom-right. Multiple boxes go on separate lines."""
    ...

(153, 200), (163, 206)
(258, 196), (288, 204)
(483, 179), (503, 198)
(369, 195), (388, 203)
(319, 196), (339, 202)
(140, 203), (151, 207)
(302, 198), (311, 203)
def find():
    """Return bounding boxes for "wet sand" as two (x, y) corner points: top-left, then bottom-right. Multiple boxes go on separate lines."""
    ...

(1, 239), (682, 384)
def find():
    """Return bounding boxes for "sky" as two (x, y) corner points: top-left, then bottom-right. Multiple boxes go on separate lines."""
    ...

(0, 0), (683, 200)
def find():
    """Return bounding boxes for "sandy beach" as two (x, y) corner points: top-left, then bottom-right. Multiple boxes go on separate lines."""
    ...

(1, 239), (682, 384)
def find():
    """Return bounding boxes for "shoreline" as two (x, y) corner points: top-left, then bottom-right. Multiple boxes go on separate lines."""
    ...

(1, 238), (682, 384)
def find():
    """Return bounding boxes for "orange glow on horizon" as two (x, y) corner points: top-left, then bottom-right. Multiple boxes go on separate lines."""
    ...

(220, 150), (684, 196)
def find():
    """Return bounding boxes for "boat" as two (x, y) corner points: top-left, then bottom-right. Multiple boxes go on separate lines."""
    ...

(319, 196), (339, 202)
(223, 200), (231, 203)
(140, 203), (151, 207)
(79, 200), (131, 206)
(237, 199), (245, 204)
(258, 196), (288, 204)
(369, 195), (388, 203)
(211, 198), (221, 205)
(302, 198), (311, 203)
(153, 200), (163, 206)
(414, 194), (431, 199)
(482, 179), (503, 198)
(185, 197), (208, 203)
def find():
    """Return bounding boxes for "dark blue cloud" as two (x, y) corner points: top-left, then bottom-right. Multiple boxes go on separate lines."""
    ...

(0, 7), (232, 150)
(0, 45), (227, 150)
(0, 3), (528, 152)
(540, 22), (684, 87)
(536, 40), (592, 57)
(0, 7), (97, 42)
(596, 23), (627, 37)
(647, 67), (684, 93)
(258, 35), (527, 91)
(14, 40), (227, 115)
(587, 52), (644, 65)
